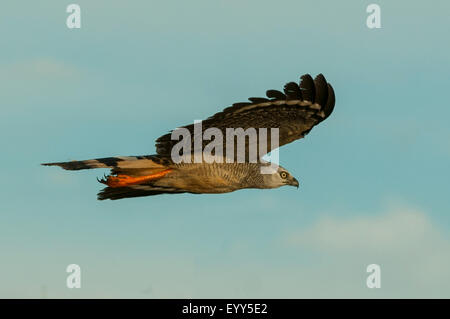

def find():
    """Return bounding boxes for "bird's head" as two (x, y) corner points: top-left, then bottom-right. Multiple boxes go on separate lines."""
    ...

(261, 165), (299, 189)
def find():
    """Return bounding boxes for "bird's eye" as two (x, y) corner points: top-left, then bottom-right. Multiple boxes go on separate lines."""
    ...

(280, 171), (288, 179)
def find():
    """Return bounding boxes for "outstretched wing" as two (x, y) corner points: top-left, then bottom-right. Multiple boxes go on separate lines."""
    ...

(155, 74), (335, 160)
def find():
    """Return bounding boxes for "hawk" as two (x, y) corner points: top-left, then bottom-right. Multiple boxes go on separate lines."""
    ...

(43, 73), (335, 200)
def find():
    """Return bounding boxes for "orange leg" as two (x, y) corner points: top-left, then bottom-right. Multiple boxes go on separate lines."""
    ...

(99, 169), (173, 188)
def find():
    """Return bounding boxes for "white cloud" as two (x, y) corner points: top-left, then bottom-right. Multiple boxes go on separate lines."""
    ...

(0, 58), (81, 82)
(283, 205), (450, 297)
(0, 58), (98, 115)
(86, 206), (450, 298)
(0, 58), (86, 107)
(287, 206), (438, 254)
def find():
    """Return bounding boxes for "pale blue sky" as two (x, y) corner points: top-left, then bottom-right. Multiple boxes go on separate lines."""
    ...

(1, 1), (449, 298)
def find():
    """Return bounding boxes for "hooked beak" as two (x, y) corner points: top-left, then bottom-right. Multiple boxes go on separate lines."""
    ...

(290, 177), (299, 188)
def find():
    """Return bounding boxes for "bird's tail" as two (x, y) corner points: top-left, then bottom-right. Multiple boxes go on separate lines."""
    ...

(42, 155), (170, 172)
(42, 155), (183, 200)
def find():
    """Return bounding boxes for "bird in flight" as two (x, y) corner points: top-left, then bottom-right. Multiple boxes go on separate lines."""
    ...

(43, 73), (335, 200)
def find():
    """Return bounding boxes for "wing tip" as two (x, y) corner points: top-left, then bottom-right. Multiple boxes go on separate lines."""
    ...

(313, 73), (329, 107)
(323, 82), (336, 119)
(300, 73), (335, 119)
(299, 74), (315, 102)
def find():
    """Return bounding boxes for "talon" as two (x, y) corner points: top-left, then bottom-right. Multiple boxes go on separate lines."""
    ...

(97, 173), (110, 184)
